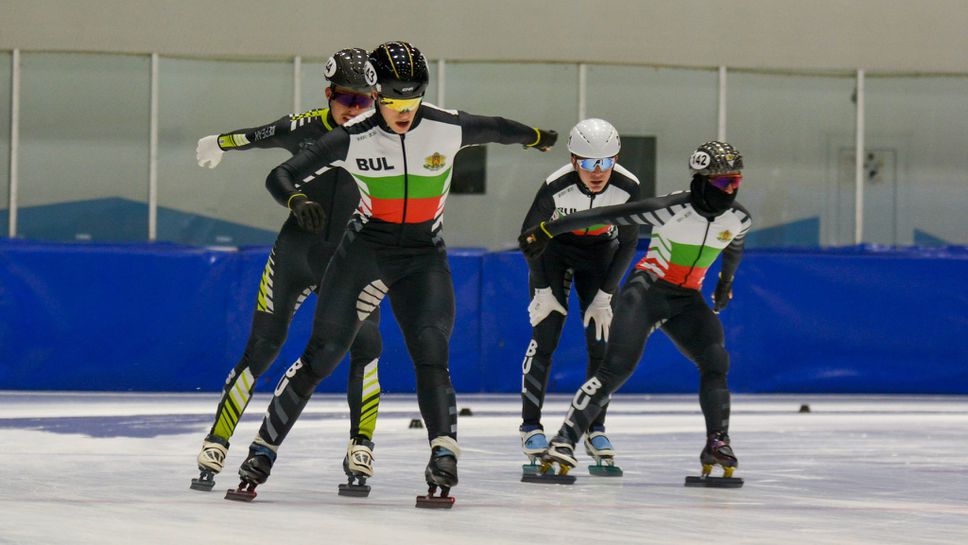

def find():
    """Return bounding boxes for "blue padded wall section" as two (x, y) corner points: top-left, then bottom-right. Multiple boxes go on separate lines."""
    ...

(0, 240), (484, 394)
(1, 240), (966, 393)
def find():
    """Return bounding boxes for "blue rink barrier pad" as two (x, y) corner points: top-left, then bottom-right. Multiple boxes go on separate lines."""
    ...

(1, 239), (965, 394)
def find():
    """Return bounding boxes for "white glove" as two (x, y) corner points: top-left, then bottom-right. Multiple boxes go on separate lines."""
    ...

(196, 135), (224, 169)
(528, 287), (567, 326)
(583, 290), (613, 341)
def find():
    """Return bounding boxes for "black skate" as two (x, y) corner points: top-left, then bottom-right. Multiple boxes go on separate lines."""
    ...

(416, 437), (459, 509)
(584, 431), (623, 477)
(523, 436), (576, 484)
(225, 441), (277, 502)
(685, 432), (744, 488)
(191, 435), (229, 491)
(339, 438), (375, 498)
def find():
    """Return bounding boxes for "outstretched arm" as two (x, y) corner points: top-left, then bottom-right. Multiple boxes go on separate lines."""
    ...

(197, 114), (311, 168)
(457, 111), (557, 150)
(217, 114), (304, 152)
(519, 193), (687, 258)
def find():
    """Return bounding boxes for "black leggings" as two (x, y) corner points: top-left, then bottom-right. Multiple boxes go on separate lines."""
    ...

(256, 231), (457, 449)
(206, 226), (382, 445)
(521, 241), (615, 431)
(556, 270), (731, 445)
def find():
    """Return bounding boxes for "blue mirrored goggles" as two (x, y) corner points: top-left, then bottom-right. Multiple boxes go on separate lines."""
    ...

(576, 157), (616, 171)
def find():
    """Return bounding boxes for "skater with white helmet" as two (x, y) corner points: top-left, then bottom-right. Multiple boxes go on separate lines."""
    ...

(520, 141), (752, 487)
(517, 119), (640, 481)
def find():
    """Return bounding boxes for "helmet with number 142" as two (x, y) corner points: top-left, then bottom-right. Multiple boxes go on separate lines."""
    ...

(689, 141), (743, 176)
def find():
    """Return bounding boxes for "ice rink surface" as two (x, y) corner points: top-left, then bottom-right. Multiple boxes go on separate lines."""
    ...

(0, 392), (965, 545)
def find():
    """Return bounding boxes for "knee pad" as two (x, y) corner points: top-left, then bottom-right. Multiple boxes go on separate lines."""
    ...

(242, 334), (285, 376)
(410, 326), (450, 370)
(302, 335), (353, 381)
(698, 344), (730, 379)
(352, 320), (383, 363)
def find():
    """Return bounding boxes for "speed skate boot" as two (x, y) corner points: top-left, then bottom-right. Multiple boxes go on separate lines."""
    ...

(416, 436), (459, 509)
(225, 439), (278, 501)
(190, 435), (229, 491)
(685, 432), (744, 488)
(519, 425), (549, 476)
(584, 430), (623, 477)
(524, 435), (576, 484)
(339, 437), (375, 497)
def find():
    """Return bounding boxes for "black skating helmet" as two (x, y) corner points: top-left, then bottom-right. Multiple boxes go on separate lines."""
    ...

(689, 141), (744, 176)
(324, 48), (377, 91)
(368, 41), (429, 99)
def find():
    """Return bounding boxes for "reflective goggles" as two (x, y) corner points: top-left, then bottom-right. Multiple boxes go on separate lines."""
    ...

(331, 90), (374, 109)
(378, 96), (422, 113)
(576, 157), (616, 171)
(707, 173), (743, 192)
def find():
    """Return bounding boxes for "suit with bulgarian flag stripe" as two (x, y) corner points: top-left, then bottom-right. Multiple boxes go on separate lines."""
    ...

(267, 102), (543, 247)
(254, 103), (549, 452)
(543, 190), (753, 448)
(543, 191), (752, 290)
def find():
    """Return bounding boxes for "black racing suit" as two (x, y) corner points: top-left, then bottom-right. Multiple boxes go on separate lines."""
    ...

(519, 164), (640, 433)
(254, 103), (546, 455)
(535, 190), (752, 446)
(205, 108), (382, 448)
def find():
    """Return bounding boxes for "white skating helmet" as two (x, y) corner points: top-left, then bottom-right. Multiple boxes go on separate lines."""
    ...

(567, 118), (620, 159)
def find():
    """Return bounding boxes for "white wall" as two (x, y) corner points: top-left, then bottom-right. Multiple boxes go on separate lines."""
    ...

(3, 0), (968, 73)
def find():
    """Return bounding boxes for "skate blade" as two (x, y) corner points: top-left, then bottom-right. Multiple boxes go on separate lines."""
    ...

(521, 472), (576, 484)
(588, 464), (623, 477)
(522, 463), (541, 475)
(190, 476), (216, 491)
(338, 483), (371, 497)
(415, 495), (455, 509)
(684, 475), (744, 488)
(224, 488), (257, 501)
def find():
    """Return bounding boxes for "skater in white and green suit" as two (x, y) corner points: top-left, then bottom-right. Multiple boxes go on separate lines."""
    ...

(519, 141), (752, 481)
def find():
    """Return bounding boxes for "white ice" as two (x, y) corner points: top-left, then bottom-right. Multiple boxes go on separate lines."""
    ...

(0, 392), (966, 545)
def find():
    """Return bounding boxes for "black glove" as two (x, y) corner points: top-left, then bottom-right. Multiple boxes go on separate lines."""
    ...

(526, 129), (557, 152)
(289, 194), (325, 234)
(712, 273), (733, 314)
(518, 222), (554, 258)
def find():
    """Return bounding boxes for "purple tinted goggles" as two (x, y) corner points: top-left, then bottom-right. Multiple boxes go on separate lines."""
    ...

(331, 90), (374, 109)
